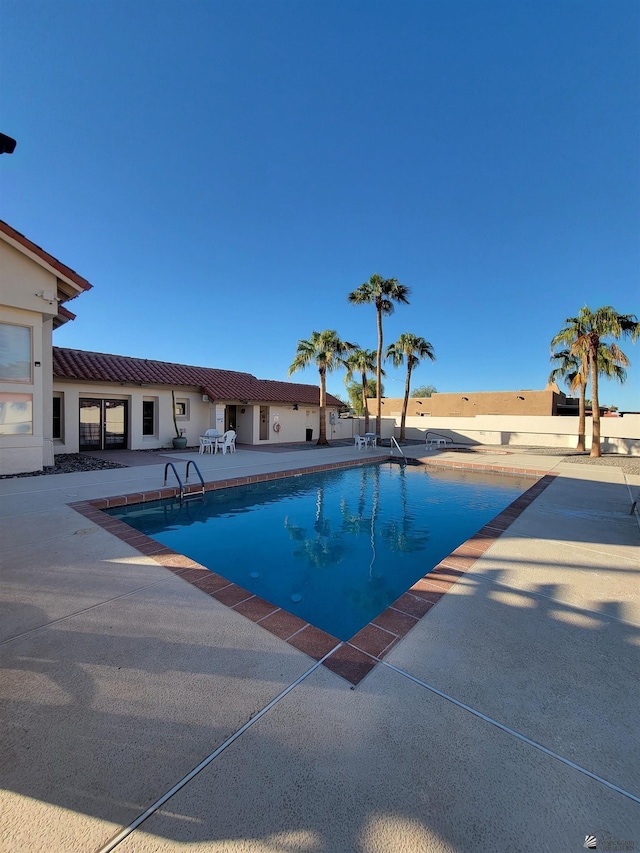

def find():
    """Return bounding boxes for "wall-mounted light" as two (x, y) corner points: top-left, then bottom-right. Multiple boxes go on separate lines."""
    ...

(462, 396), (469, 401)
(416, 401), (423, 405)
(293, 403), (299, 410)
(517, 395), (525, 400)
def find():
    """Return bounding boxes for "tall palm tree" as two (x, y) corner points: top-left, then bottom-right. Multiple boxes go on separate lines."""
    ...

(386, 333), (436, 441)
(288, 330), (355, 446)
(343, 348), (383, 434)
(549, 347), (588, 451)
(549, 344), (629, 453)
(347, 273), (410, 430)
(557, 306), (639, 457)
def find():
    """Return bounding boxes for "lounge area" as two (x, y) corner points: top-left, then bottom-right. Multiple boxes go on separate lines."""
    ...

(1, 443), (638, 852)
(198, 429), (237, 455)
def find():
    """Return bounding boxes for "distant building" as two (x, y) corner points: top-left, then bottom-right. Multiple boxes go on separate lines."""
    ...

(368, 386), (567, 418)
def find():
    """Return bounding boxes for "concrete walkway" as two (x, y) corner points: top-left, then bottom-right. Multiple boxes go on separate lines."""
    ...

(1, 447), (638, 852)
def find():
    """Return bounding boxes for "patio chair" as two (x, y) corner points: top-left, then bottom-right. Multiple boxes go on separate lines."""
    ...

(199, 429), (220, 454)
(354, 434), (366, 449)
(426, 436), (448, 449)
(215, 429), (237, 454)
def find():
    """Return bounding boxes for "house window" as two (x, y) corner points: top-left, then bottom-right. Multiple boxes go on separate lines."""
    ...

(53, 395), (63, 439)
(142, 399), (155, 436)
(0, 392), (33, 435)
(175, 398), (189, 419)
(0, 323), (32, 383)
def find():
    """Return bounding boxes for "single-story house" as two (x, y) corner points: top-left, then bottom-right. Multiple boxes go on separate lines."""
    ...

(0, 219), (339, 475)
(52, 347), (341, 454)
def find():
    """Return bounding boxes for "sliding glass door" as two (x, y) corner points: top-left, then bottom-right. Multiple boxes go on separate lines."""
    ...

(79, 398), (128, 450)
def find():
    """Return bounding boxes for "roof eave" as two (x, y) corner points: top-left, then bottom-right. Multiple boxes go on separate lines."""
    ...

(0, 220), (93, 300)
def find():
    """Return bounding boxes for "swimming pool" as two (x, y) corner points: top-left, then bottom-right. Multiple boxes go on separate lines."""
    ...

(107, 462), (527, 640)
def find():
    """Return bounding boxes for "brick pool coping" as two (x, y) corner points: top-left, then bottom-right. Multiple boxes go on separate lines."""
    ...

(70, 456), (557, 686)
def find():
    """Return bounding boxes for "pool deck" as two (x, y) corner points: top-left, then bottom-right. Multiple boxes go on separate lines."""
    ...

(1, 446), (639, 852)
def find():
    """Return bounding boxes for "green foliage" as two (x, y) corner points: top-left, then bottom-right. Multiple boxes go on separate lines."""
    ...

(345, 378), (381, 414)
(551, 305), (639, 456)
(347, 273), (411, 424)
(289, 329), (356, 445)
(385, 333), (436, 441)
(411, 384), (437, 398)
(171, 389), (180, 437)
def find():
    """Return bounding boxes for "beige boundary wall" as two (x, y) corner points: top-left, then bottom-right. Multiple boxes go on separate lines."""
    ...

(392, 414), (640, 456)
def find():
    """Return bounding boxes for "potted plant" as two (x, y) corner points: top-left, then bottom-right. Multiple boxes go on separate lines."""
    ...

(171, 390), (188, 449)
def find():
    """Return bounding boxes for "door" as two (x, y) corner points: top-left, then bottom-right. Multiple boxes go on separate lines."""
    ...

(259, 406), (269, 441)
(225, 405), (237, 432)
(79, 398), (128, 450)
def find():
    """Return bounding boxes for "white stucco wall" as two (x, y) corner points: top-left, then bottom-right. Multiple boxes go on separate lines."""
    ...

(395, 414), (640, 455)
(51, 381), (341, 452)
(52, 382), (212, 452)
(0, 239), (60, 474)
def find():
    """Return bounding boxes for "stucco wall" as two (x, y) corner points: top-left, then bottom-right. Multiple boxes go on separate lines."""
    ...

(394, 414), (640, 455)
(51, 381), (340, 452)
(0, 303), (49, 476)
(370, 388), (562, 418)
(52, 382), (210, 452)
(1, 241), (62, 316)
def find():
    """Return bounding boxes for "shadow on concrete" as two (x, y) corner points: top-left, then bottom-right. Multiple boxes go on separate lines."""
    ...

(1, 468), (639, 851)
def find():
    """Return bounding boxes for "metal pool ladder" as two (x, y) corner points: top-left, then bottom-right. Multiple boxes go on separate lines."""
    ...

(163, 460), (205, 503)
(390, 436), (407, 464)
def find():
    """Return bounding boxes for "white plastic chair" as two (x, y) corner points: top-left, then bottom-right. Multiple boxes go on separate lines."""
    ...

(354, 435), (366, 449)
(215, 429), (236, 454)
(426, 437), (448, 449)
(199, 429), (220, 454)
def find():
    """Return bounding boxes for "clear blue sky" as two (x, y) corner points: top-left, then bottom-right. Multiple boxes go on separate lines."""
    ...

(2, 0), (639, 408)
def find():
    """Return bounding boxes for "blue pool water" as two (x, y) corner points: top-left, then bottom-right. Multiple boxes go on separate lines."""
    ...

(107, 463), (527, 640)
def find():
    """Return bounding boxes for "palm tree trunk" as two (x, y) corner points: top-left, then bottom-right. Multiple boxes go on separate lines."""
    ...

(376, 304), (383, 431)
(362, 371), (370, 434)
(400, 363), (411, 442)
(317, 367), (329, 446)
(577, 381), (586, 452)
(589, 346), (601, 457)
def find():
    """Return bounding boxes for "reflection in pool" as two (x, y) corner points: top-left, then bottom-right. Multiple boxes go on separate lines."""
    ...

(107, 462), (526, 640)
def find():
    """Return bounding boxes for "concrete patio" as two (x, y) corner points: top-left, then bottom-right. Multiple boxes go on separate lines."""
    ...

(1, 445), (638, 852)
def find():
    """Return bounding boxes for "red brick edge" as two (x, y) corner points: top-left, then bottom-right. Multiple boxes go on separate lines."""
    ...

(69, 460), (556, 686)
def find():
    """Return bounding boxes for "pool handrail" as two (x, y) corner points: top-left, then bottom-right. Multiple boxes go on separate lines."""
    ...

(164, 460), (205, 503)
(390, 436), (407, 462)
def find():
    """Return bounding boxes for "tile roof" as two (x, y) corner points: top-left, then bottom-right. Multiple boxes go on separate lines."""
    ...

(53, 347), (341, 406)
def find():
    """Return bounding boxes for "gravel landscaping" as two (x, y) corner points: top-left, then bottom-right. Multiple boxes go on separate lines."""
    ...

(0, 454), (127, 478)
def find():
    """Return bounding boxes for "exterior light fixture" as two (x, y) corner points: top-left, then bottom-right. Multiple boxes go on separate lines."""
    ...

(0, 133), (17, 154)
(517, 395), (525, 400)
(462, 396), (469, 401)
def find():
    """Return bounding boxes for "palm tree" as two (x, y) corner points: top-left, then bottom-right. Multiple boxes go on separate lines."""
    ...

(549, 344), (629, 453)
(385, 333), (436, 442)
(347, 273), (410, 430)
(556, 306), (639, 457)
(288, 330), (355, 446)
(549, 347), (588, 451)
(343, 348), (383, 434)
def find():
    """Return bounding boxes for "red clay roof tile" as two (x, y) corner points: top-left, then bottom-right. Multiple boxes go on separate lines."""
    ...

(53, 347), (340, 406)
